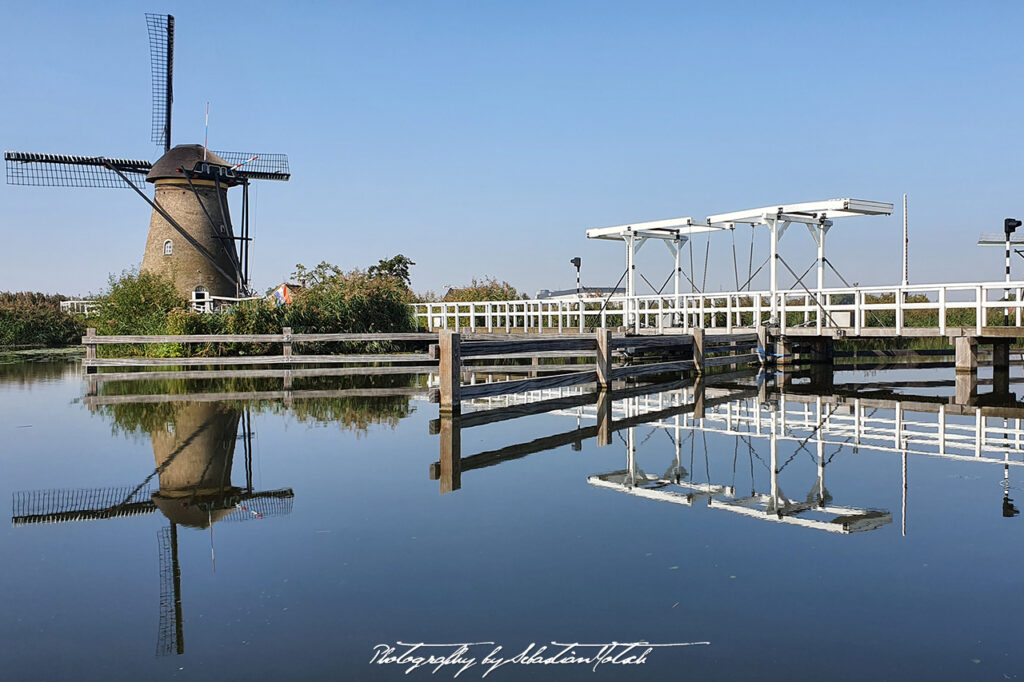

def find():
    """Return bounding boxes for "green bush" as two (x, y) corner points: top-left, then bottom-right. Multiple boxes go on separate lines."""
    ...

(0, 292), (85, 348)
(284, 267), (416, 353)
(440, 277), (519, 302)
(89, 270), (186, 357)
(86, 262), (417, 357)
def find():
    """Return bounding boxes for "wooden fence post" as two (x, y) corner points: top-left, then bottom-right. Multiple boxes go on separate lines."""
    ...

(693, 376), (706, 420)
(692, 327), (705, 374)
(596, 389), (613, 447)
(439, 330), (461, 413)
(776, 337), (793, 368)
(756, 325), (769, 365)
(281, 327), (292, 358)
(84, 327), (97, 374)
(596, 330), (612, 388)
(439, 414), (462, 493)
(954, 336), (977, 373)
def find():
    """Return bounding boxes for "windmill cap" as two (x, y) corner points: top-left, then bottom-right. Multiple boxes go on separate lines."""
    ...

(152, 490), (241, 528)
(146, 144), (231, 183)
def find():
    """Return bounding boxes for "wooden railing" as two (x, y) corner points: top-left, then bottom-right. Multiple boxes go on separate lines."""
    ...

(81, 327), (437, 371)
(435, 329), (760, 411)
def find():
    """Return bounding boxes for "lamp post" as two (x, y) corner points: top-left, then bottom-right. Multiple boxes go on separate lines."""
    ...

(1004, 218), (1021, 326)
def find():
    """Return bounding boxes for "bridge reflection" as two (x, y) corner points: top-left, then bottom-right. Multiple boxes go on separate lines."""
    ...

(431, 366), (1024, 532)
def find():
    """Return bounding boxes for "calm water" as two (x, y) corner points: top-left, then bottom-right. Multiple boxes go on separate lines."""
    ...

(2, 358), (1024, 681)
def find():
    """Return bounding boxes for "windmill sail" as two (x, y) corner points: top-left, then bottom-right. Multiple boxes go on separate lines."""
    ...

(4, 152), (151, 188)
(12, 487), (294, 526)
(146, 13), (174, 153)
(156, 524), (184, 656)
(4, 150), (289, 187)
(209, 151), (291, 181)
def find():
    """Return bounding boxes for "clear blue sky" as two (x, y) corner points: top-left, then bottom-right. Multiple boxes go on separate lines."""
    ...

(2, 0), (1023, 297)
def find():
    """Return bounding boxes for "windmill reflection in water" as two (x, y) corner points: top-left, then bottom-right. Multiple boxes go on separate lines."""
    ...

(11, 403), (294, 657)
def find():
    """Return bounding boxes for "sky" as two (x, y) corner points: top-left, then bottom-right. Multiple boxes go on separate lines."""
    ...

(1, 0), (1023, 298)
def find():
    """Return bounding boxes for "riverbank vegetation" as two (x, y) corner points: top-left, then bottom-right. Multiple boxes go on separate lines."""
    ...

(0, 292), (85, 349)
(84, 259), (419, 357)
(97, 372), (420, 436)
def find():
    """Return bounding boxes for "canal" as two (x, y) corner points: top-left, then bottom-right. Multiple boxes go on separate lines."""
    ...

(1, 357), (1022, 680)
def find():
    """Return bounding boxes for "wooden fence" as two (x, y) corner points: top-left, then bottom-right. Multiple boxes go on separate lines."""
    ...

(80, 327), (761, 408)
(81, 327), (440, 371)
(436, 329), (760, 411)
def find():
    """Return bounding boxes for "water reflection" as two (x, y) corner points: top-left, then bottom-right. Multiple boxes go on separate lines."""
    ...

(432, 367), (1024, 534)
(12, 401), (293, 657)
(85, 370), (425, 434)
(0, 354), (81, 385)
(11, 361), (1024, 674)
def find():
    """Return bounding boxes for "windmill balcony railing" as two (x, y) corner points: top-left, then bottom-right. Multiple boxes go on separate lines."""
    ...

(411, 280), (1024, 335)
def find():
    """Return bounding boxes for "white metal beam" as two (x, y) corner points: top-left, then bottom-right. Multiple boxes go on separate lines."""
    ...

(707, 198), (893, 227)
(587, 217), (729, 241)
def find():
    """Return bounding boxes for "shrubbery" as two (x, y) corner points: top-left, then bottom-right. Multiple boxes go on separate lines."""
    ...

(86, 260), (418, 357)
(0, 292), (85, 348)
(440, 277), (520, 302)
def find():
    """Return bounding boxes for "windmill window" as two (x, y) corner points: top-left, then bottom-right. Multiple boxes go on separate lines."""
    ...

(163, 239), (173, 256)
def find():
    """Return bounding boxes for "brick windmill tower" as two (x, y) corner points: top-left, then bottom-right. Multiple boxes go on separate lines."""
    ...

(4, 14), (290, 304)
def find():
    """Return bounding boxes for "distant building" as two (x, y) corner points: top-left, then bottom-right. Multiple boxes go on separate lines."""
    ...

(535, 287), (625, 300)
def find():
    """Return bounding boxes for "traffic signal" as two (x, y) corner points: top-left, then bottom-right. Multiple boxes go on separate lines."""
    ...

(1005, 218), (1022, 236)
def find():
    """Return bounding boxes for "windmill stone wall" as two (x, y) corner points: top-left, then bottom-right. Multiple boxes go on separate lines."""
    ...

(141, 145), (240, 300)
(141, 181), (238, 299)
(150, 402), (241, 528)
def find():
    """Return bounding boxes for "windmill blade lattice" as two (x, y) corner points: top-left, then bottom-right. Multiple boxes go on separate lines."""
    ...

(156, 525), (183, 656)
(4, 152), (152, 188)
(12, 485), (156, 526)
(209, 151), (291, 181)
(221, 489), (295, 522)
(146, 13), (174, 152)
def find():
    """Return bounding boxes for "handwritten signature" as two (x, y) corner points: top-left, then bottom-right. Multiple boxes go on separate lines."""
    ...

(369, 640), (710, 677)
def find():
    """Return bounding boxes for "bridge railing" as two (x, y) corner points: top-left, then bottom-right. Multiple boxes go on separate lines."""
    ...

(60, 300), (100, 315)
(412, 280), (1024, 335)
(473, 383), (1024, 464)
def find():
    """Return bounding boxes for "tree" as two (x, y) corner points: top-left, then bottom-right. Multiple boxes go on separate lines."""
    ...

(368, 254), (415, 286)
(290, 261), (342, 287)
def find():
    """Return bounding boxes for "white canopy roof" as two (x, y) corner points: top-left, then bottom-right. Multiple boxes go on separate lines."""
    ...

(707, 198), (893, 227)
(587, 216), (730, 242)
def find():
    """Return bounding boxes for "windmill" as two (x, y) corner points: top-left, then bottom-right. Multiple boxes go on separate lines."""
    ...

(12, 405), (294, 656)
(4, 13), (290, 302)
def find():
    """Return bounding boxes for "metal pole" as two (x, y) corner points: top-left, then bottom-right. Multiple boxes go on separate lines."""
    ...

(1006, 230), (1011, 327)
(622, 229), (630, 327)
(901, 451), (907, 537)
(674, 237), (681, 326)
(817, 224), (825, 293)
(902, 193), (908, 287)
(769, 218), (778, 322)
(242, 180), (250, 291)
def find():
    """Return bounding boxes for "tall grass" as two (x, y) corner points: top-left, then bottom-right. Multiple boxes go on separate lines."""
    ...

(0, 292), (85, 348)
(87, 266), (417, 358)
